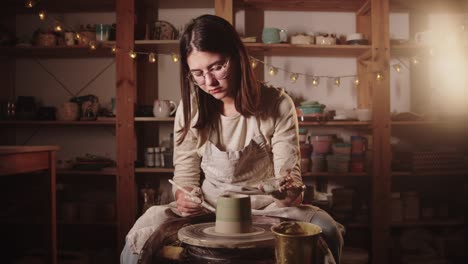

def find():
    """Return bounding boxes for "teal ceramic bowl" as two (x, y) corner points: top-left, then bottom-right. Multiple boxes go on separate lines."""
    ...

(297, 106), (324, 114)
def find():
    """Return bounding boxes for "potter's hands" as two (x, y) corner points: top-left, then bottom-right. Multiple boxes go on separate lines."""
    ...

(258, 175), (304, 207)
(175, 187), (205, 217)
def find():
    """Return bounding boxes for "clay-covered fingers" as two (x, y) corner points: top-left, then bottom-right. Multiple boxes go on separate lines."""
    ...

(175, 190), (204, 216)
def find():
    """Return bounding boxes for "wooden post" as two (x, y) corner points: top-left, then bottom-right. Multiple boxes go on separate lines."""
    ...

(215, 0), (233, 24)
(116, 0), (137, 251)
(356, 1), (372, 109)
(370, 0), (392, 263)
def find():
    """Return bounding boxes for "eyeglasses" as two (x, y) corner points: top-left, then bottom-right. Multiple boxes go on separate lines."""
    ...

(188, 59), (229, 85)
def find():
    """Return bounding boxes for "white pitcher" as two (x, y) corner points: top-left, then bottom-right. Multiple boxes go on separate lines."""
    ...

(153, 100), (177, 117)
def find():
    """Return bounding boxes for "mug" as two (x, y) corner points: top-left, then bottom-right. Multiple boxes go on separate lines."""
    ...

(153, 100), (177, 117)
(96, 24), (111, 41)
(215, 194), (252, 234)
(262, 28), (287, 44)
(64, 32), (75, 46)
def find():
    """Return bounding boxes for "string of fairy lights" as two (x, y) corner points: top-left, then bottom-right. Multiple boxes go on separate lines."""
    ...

(24, 0), (446, 88)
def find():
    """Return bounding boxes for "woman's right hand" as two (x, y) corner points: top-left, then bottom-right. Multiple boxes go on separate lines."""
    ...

(175, 187), (205, 216)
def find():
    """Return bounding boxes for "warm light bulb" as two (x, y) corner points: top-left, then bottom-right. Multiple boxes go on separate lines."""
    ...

(268, 67), (277, 76)
(25, 0), (35, 8)
(75, 33), (81, 40)
(354, 78), (360, 86)
(148, 53), (156, 63)
(312, 77), (319, 87)
(89, 41), (97, 50)
(111, 46), (117, 54)
(376, 72), (383, 81)
(251, 59), (258, 69)
(393, 64), (402, 73)
(334, 77), (341, 87)
(290, 73), (299, 83)
(172, 54), (179, 63)
(129, 50), (137, 59)
(54, 24), (63, 32)
(411, 57), (419, 65)
(38, 11), (46, 20)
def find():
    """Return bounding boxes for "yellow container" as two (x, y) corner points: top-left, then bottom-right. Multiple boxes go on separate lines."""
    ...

(271, 221), (322, 264)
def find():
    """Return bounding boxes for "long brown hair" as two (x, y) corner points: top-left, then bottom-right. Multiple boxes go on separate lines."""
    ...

(178, 14), (260, 144)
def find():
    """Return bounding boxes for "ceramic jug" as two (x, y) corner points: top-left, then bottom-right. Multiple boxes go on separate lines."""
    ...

(153, 100), (177, 117)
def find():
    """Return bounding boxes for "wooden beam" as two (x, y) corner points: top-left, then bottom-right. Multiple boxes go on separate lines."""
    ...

(370, 0), (392, 264)
(356, 6), (372, 109)
(356, 0), (371, 16)
(244, 7), (265, 80)
(116, 0), (137, 252)
(215, 0), (234, 24)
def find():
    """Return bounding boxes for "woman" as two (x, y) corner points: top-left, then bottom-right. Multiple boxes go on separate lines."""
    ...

(121, 14), (343, 263)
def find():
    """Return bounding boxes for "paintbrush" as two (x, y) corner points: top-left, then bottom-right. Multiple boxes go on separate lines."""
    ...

(168, 179), (216, 212)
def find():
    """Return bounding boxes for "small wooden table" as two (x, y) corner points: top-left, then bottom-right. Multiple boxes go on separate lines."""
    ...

(0, 145), (60, 264)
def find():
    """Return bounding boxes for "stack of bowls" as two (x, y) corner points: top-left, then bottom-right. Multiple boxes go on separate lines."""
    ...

(296, 101), (326, 118)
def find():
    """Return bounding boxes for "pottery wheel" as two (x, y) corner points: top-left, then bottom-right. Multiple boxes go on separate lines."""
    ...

(178, 222), (275, 249)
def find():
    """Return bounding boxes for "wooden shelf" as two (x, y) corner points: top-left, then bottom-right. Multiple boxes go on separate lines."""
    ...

(391, 120), (468, 127)
(135, 167), (175, 173)
(391, 43), (430, 56)
(299, 120), (370, 127)
(0, 46), (115, 58)
(6, 0), (115, 12)
(302, 172), (368, 177)
(392, 171), (468, 177)
(130, 40), (179, 54)
(57, 168), (117, 175)
(237, 0), (368, 12)
(57, 220), (117, 226)
(245, 43), (371, 57)
(0, 120), (116, 126)
(134, 117), (175, 122)
(391, 218), (465, 227)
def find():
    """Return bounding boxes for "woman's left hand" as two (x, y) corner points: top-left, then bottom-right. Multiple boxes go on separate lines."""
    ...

(259, 175), (304, 207)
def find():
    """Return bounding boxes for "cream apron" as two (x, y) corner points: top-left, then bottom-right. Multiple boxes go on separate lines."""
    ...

(200, 117), (317, 221)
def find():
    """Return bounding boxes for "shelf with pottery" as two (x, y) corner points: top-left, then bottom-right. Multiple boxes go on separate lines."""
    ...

(245, 43), (371, 57)
(0, 46), (114, 58)
(0, 120), (116, 126)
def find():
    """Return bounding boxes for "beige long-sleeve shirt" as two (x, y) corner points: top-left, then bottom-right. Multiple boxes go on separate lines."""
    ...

(172, 86), (302, 196)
